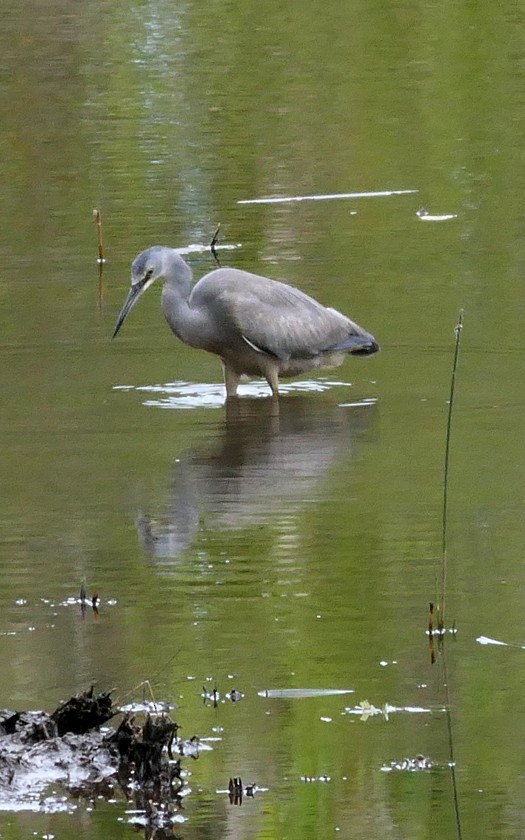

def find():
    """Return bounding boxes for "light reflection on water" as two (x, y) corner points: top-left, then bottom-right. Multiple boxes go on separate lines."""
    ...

(113, 378), (378, 408)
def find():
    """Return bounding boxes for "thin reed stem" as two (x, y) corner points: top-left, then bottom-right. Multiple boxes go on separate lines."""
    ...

(440, 310), (464, 629)
(442, 648), (463, 840)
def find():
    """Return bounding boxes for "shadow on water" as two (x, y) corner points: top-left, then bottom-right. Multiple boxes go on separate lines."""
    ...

(135, 395), (377, 560)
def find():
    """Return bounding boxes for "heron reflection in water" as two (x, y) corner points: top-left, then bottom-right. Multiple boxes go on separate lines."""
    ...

(135, 397), (376, 560)
(113, 247), (379, 398)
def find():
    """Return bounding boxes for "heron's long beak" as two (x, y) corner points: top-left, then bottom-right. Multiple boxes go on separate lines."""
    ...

(112, 282), (147, 339)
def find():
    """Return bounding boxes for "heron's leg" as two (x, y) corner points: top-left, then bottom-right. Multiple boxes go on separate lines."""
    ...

(222, 363), (240, 398)
(264, 364), (280, 399)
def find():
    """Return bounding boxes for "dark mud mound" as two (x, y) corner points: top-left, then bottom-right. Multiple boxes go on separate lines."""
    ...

(51, 685), (114, 735)
(0, 687), (202, 832)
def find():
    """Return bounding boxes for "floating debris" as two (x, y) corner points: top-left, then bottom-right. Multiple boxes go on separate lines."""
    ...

(426, 603), (458, 637)
(79, 581), (100, 617)
(338, 397), (377, 408)
(216, 777), (267, 805)
(416, 208), (458, 222)
(258, 688), (354, 699)
(119, 700), (175, 715)
(381, 755), (433, 772)
(201, 685), (244, 705)
(300, 774), (331, 783)
(225, 689), (244, 703)
(238, 188), (418, 205)
(342, 700), (436, 721)
(179, 734), (211, 758)
(477, 635), (507, 646)
(202, 686), (220, 706)
(476, 635), (525, 649)
(56, 593), (116, 609)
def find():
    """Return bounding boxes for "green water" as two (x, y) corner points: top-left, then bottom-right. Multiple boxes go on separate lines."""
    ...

(1, 0), (525, 837)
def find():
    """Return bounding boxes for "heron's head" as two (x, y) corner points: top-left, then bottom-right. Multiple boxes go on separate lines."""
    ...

(112, 247), (167, 338)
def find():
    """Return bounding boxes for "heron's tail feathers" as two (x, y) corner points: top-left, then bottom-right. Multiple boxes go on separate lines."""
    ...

(327, 331), (380, 356)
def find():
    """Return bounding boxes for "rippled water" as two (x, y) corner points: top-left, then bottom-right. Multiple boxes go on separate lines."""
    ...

(113, 378), (377, 408)
(1, 0), (525, 838)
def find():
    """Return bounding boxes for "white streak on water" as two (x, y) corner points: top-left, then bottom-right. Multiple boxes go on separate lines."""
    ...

(238, 189), (419, 205)
(476, 635), (508, 646)
(476, 635), (525, 649)
(258, 688), (354, 699)
(175, 242), (241, 255)
(416, 208), (458, 221)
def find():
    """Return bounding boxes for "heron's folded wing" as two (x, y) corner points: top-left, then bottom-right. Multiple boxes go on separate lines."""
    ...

(216, 279), (352, 361)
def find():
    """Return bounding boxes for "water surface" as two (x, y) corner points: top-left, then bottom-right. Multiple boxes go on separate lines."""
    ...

(1, 1), (525, 838)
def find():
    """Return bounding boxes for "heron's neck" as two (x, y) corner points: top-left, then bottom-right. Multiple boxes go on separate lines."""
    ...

(162, 251), (194, 298)
(161, 277), (209, 349)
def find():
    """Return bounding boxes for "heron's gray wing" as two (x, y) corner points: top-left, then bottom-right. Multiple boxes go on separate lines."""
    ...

(190, 269), (355, 361)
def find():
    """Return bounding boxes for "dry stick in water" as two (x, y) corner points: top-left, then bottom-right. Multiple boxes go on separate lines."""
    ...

(210, 222), (221, 267)
(93, 209), (106, 309)
(439, 310), (464, 632)
(93, 209), (106, 264)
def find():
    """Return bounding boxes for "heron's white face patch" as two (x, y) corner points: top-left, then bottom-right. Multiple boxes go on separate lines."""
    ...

(131, 267), (157, 291)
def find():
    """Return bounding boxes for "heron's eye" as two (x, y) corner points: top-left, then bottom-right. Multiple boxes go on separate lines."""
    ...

(144, 268), (154, 281)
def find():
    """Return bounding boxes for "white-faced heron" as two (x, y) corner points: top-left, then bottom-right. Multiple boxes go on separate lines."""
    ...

(113, 246), (379, 397)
